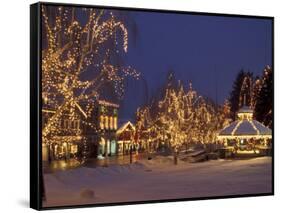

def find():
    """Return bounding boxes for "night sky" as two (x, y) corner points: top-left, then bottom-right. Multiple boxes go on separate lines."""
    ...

(115, 10), (272, 122)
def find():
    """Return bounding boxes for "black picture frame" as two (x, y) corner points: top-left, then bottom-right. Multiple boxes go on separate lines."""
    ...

(30, 2), (274, 210)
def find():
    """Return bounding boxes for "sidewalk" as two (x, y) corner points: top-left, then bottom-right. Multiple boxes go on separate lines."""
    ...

(43, 152), (150, 173)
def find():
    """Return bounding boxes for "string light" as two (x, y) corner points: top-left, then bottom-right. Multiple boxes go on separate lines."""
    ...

(217, 103), (271, 141)
(135, 82), (228, 152)
(41, 5), (140, 160)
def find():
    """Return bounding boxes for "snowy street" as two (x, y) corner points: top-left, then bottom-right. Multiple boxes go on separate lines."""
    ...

(43, 157), (272, 207)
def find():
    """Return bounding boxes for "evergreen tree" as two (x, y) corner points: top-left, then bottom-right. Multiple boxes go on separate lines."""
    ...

(229, 70), (246, 120)
(229, 69), (255, 120)
(254, 66), (273, 128)
(240, 71), (254, 107)
(251, 76), (262, 109)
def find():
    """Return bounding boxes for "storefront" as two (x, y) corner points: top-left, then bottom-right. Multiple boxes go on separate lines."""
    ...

(117, 121), (138, 155)
(42, 136), (82, 162)
(98, 137), (117, 157)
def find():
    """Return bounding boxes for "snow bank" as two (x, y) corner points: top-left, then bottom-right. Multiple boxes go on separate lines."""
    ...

(43, 157), (272, 207)
(139, 155), (185, 168)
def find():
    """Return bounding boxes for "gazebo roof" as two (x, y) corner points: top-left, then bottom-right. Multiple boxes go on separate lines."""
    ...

(218, 120), (271, 138)
(217, 105), (272, 140)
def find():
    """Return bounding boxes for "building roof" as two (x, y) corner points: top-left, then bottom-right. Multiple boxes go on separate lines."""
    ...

(42, 101), (88, 119)
(74, 102), (87, 118)
(98, 100), (119, 108)
(116, 121), (135, 135)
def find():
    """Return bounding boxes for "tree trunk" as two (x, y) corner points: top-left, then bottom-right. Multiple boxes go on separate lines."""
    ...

(174, 152), (178, 165)
(130, 146), (133, 164)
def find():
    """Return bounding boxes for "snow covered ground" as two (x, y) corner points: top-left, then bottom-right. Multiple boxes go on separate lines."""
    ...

(43, 156), (272, 207)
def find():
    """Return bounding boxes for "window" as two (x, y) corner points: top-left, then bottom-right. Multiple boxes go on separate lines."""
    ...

(59, 120), (63, 128)
(100, 116), (104, 129)
(104, 116), (109, 129)
(71, 120), (75, 129)
(100, 106), (105, 113)
(64, 120), (68, 129)
(73, 120), (79, 129)
(110, 116), (113, 129)
(114, 117), (117, 130)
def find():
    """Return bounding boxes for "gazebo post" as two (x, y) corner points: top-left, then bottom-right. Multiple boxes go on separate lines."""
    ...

(223, 138), (227, 147)
(264, 138), (267, 147)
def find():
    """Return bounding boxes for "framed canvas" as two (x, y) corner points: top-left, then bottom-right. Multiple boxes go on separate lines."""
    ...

(30, 2), (274, 210)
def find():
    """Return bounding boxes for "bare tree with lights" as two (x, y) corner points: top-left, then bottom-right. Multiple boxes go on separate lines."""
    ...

(41, 6), (140, 161)
(136, 80), (226, 165)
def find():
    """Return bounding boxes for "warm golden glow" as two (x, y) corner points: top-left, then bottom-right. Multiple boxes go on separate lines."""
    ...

(217, 135), (272, 140)
(100, 116), (104, 129)
(135, 83), (226, 150)
(237, 112), (253, 120)
(110, 116), (113, 130)
(41, 6), (140, 151)
(114, 117), (118, 130)
(104, 116), (109, 129)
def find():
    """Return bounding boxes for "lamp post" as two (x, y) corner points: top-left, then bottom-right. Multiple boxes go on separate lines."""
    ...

(129, 144), (133, 164)
(129, 134), (134, 164)
(63, 142), (68, 162)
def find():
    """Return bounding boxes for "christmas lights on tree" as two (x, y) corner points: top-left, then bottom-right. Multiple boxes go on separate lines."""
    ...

(41, 6), (140, 161)
(135, 81), (228, 163)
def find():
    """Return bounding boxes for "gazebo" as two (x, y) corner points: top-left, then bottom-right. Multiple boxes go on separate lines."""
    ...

(217, 105), (272, 154)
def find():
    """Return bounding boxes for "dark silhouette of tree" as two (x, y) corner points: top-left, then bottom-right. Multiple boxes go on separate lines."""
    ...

(229, 69), (254, 120)
(254, 66), (273, 128)
(251, 76), (262, 109)
(229, 70), (246, 120)
(239, 71), (253, 107)
(148, 70), (178, 120)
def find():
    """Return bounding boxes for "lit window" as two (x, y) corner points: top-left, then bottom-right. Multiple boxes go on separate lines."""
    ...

(114, 117), (117, 130)
(64, 120), (68, 129)
(100, 116), (104, 129)
(100, 106), (105, 113)
(104, 116), (109, 129)
(110, 117), (113, 129)
(57, 119), (62, 128)
(73, 121), (76, 129)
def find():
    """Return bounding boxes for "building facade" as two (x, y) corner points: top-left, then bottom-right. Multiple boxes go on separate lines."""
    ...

(42, 99), (119, 162)
(42, 103), (86, 162)
(116, 121), (137, 155)
(95, 100), (119, 158)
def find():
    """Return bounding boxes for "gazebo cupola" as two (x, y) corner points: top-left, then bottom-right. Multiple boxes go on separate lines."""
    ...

(237, 105), (253, 121)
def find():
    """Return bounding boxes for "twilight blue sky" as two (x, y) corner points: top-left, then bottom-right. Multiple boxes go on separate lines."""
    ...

(62, 6), (272, 122)
(115, 10), (272, 122)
